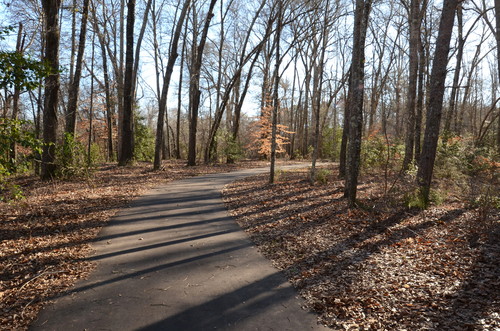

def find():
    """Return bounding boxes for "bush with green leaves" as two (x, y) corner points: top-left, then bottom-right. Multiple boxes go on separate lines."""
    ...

(0, 26), (50, 92)
(404, 187), (445, 209)
(361, 133), (403, 171)
(316, 168), (331, 184)
(435, 135), (499, 180)
(134, 115), (155, 162)
(0, 119), (40, 201)
(56, 133), (95, 179)
(215, 130), (243, 163)
(0, 118), (41, 173)
(321, 126), (342, 161)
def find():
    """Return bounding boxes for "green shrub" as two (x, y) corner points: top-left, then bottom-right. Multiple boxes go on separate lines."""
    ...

(224, 135), (243, 163)
(134, 116), (155, 162)
(361, 133), (403, 171)
(89, 143), (105, 166)
(0, 164), (24, 202)
(404, 187), (445, 209)
(56, 133), (94, 179)
(0, 118), (41, 174)
(321, 126), (342, 161)
(316, 168), (331, 184)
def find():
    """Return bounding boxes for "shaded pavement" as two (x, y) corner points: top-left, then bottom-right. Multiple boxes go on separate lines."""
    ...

(30, 166), (329, 330)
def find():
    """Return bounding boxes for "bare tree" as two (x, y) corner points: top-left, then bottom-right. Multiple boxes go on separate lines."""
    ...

(203, 0), (269, 164)
(65, 0), (90, 136)
(153, 0), (190, 170)
(495, 0), (500, 152)
(187, 0), (218, 166)
(269, 0), (283, 184)
(310, 0), (330, 184)
(344, 0), (372, 206)
(402, 0), (422, 170)
(417, 0), (458, 206)
(118, 0), (136, 166)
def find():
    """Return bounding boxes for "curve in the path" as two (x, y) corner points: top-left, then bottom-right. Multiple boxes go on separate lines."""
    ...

(30, 165), (330, 331)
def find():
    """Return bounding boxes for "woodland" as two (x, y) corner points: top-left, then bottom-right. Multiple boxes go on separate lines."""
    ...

(0, 0), (499, 329)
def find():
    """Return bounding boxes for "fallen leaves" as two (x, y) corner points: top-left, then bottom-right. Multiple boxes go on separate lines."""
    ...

(223, 166), (499, 330)
(0, 160), (267, 331)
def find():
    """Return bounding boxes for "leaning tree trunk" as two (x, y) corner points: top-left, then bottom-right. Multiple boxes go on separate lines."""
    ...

(344, 0), (372, 207)
(41, 0), (62, 179)
(91, 1), (115, 161)
(65, 0), (90, 136)
(269, 0), (283, 184)
(187, 0), (217, 166)
(417, 0), (458, 206)
(444, 3), (463, 134)
(153, 0), (190, 170)
(119, 0), (136, 166)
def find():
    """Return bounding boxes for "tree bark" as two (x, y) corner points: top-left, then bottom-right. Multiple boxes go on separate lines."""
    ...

(91, 2), (115, 161)
(153, 0), (190, 170)
(10, 23), (25, 167)
(176, 32), (186, 160)
(269, 0), (283, 184)
(310, 0), (330, 184)
(118, 0), (136, 166)
(65, 0), (90, 136)
(414, 31), (426, 161)
(444, 3), (463, 134)
(344, 0), (372, 206)
(495, 0), (500, 153)
(41, 0), (62, 179)
(402, 0), (420, 170)
(187, 0), (218, 166)
(417, 0), (458, 206)
(204, 0), (267, 164)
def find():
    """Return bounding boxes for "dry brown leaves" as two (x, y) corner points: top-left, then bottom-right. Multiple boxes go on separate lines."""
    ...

(0, 160), (266, 331)
(223, 166), (499, 330)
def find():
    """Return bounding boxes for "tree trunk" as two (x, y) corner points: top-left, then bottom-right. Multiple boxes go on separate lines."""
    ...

(87, 33), (95, 166)
(10, 23), (25, 168)
(402, 0), (420, 170)
(339, 80), (349, 178)
(444, 3), (463, 134)
(118, 0), (136, 166)
(187, 0), (218, 166)
(269, 0), (283, 184)
(495, 0), (500, 153)
(65, 0), (90, 136)
(417, 0), (458, 206)
(153, 0), (190, 170)
(176, 33), (186, 160)
(205, 0), (267, 164)
(310, 0), (330, 184)
(41, 0), (62, 179)
(344, 0), (372, 207)
(91, 2), (115, 161)
(414, 31), (426, 161)
(117, 0), (125, 160)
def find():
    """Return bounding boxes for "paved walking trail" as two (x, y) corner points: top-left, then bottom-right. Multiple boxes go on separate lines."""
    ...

(30, 166), (329, 331)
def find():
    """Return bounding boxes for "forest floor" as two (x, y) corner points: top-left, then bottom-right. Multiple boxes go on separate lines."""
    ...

(0, 159), (267, 331)
(1, 161), (498, 330)
(223, 165), (499, 330)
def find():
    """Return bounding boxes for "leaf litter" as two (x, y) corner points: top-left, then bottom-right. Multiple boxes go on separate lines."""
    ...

(222, 165), (499, 330)
(0, 160), (266, 331)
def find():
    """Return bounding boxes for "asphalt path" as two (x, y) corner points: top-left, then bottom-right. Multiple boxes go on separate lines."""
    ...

(30, 165), (330, 331)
